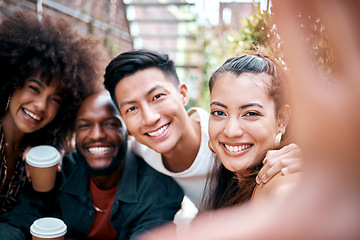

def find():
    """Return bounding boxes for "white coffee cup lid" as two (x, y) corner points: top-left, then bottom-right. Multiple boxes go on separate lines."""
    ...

(30, 217), (67, 238)
(26, 145), (61, 168)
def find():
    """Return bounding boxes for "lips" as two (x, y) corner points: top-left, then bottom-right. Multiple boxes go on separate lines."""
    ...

(23, 108), (42, 122)
(146, 123), (169, 137)
(223, 143), (252, 153)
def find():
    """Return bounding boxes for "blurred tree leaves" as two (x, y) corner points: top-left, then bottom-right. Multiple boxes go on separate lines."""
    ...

(197, 4), (335, 110)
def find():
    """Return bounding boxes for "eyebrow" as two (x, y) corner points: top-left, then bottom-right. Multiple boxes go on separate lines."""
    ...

(240, 103), (264, 109)
(28, 78), (63, 96)
(76, 118), (88, 122)
(119, 84), (163, 108)
(210, 102), (263, 109)
(28, 79), (45, 89)
(210, 101), (226, 108)
(76, 116), (120, 123)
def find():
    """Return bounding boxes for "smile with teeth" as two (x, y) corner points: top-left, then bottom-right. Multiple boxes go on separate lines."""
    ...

(147, 124), (169, 137)
(87, 146), (111, 154)
(224, 144), (251, 153)
(24, 109), (41, 121)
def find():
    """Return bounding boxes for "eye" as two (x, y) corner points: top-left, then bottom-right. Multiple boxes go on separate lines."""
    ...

(210, 110), (227, 118)
(104, 121), (121, 128)
(76, 124), (89, 130)
(125, 106), (137, 113)
(153, 93), (164, 101)
(243, 111), (261, 117)
(50, 97), (62, 105)
(29, 85), (40, 94)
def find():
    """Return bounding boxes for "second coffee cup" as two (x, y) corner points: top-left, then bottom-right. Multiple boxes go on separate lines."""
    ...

(30, 217), (67, 240)
(26, 145), (61, 192)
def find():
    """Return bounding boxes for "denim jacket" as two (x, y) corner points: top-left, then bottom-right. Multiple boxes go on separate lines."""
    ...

(0, 150), (184, 240)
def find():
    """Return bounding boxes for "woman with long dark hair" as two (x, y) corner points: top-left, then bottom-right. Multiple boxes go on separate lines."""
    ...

(202, 50), (300, 210)
(0, 11), (106, 214)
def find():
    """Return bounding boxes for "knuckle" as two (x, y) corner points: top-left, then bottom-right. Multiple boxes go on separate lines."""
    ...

(266, 157), (277, 166)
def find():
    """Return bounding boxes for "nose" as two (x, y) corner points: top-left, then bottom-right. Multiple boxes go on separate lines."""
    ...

(223, 116), (244, 138)
(141, 104), (160, 126)
(33, 94), (47, 111)
(89, 124), (106, 140)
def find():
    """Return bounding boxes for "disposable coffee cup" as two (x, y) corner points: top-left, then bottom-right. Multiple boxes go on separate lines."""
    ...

(26, 145), (61, 192)
(30, 217), (67, 240)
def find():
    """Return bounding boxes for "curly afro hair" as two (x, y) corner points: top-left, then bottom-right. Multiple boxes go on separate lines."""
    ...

(0, 11), (108, 150)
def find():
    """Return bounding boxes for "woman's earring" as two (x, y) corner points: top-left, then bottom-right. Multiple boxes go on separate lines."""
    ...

(5, 95), (11, 112)
(274, 132), (282, 148)
(208, 140), (216, 154)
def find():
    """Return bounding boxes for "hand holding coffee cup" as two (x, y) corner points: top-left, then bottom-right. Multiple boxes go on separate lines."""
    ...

(26, 145), (61, 192)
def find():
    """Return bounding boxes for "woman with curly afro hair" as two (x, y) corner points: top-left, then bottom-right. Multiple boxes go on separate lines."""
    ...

(0, 10), (107, 214)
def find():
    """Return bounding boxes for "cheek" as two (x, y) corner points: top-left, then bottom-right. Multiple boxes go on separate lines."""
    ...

(122, 117), (140, 136)
(111, 130), (125, 144)
(250, 121), (277, 148)
(47, 105), (60, 121)
(9, 91), (24, 109)
(75, 133), (86, 146)
(208, 120), (221, 140)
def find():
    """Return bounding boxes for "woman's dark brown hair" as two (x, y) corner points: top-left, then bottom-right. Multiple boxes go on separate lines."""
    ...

(0, 11), (107, 150)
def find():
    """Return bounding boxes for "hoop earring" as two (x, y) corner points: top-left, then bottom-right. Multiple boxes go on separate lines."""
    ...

(274, 132), (282, 148)
(208, 140), (216, 154)
(5, 95), (11, 112)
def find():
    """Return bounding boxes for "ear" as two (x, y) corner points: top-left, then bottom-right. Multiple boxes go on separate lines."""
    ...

(178, 83), (189, 107)
(277, 104), (292, 134)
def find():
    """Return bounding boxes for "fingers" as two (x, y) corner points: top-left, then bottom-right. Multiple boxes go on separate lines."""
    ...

(57, 162), (62, 172)
(256, 144), (303, 184)
(257, 157), (302, 184)
(22, 146), (32, 162)
(264, 144), (302, 162)
(22, 147), (33, 182)
(25, 163), (32, 183)
(57, 150), (65, 172)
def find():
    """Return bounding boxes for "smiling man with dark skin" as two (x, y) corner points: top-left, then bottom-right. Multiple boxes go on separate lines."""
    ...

(0, 90), (184, 240)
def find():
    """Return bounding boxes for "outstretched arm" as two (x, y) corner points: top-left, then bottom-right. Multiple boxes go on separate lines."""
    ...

(138, 1), (360, 239)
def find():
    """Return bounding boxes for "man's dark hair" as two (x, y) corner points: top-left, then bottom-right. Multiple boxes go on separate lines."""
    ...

(104, 49), (179, 109)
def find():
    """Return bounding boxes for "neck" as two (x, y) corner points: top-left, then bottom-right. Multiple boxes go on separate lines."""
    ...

(162, 118), (201, 173)
(90, 164), (123, 190)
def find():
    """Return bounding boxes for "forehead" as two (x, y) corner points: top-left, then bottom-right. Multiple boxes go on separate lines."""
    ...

(23, 76), (63, 95)
(77, 92), (119, 119)
(115, 68), (178, 100)
(211, 72), (272, 102)
(126, 67), (174, 85)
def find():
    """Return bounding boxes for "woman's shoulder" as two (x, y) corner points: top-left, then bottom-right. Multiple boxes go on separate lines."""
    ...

(252, 172), (302, 205)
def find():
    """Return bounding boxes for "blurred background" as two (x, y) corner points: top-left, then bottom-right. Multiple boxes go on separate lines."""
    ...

(0, 0), (336, 225)
(0, 0), (274, 111)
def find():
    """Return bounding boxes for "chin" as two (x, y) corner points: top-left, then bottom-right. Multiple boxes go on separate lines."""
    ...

(90, 161), (111, 169)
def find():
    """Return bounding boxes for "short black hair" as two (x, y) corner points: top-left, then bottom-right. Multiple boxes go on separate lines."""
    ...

(104, 49), (179, 109)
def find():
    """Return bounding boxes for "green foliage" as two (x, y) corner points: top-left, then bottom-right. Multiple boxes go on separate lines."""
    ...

(197, 4), (335, 110)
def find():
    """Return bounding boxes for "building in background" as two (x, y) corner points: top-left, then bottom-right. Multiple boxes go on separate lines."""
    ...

(0, 0), (133, 57)
(0, 0), (262, 108)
